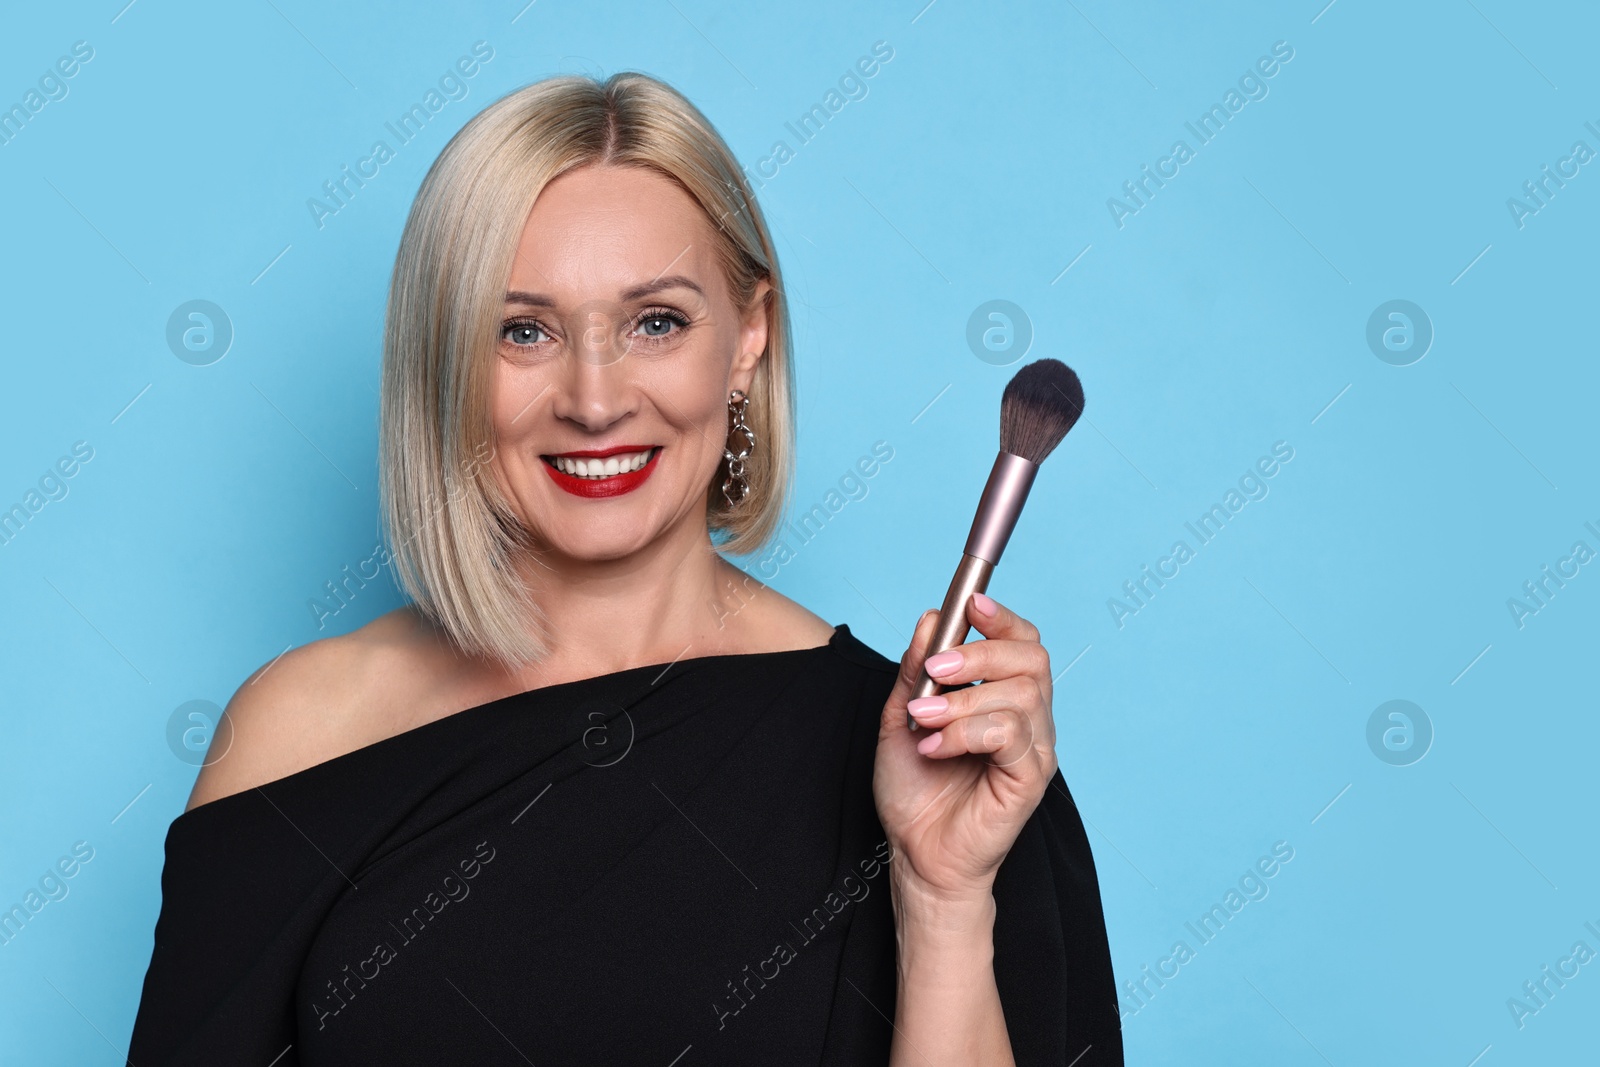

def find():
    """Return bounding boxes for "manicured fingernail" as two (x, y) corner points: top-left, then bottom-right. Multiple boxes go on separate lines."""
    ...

(924, 649), (962, 677)
(906, 695), (947, 720)
(916, 730), (942, 755)
(973, 592), (998, 616)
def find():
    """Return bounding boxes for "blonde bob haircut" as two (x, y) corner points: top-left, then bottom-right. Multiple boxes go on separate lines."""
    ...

(379, 72), (794, 668)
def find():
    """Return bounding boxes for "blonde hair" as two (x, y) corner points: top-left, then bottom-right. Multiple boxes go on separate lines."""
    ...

(378, 72), (794, 667)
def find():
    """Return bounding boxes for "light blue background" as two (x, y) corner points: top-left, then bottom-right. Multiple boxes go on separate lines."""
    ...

(2, 1), (1595, 1062)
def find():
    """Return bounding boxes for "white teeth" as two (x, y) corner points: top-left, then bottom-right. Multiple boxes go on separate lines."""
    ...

(550, 448), (655, 478)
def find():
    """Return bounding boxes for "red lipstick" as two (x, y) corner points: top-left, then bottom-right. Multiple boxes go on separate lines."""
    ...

(541, 445), (661, 499)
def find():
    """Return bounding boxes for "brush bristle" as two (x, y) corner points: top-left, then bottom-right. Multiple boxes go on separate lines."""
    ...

(999, 359), (1084, 464)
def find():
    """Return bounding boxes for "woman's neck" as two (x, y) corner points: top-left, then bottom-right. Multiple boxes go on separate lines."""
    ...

(505, 516), (753, 685)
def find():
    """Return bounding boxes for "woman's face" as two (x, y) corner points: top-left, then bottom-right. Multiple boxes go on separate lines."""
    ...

(489, 163), (769, 566)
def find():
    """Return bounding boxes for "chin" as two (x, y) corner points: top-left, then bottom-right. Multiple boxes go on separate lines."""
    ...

(538, 517), (659, 563)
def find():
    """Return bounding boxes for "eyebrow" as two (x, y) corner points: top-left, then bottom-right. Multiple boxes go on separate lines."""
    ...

(504, 275), (706, 306)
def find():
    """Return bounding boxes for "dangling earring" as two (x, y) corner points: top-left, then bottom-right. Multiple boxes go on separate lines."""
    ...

(722, 388), (756, 507)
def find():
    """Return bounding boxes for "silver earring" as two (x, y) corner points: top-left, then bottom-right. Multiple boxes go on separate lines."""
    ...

(722, 389), (755, 507)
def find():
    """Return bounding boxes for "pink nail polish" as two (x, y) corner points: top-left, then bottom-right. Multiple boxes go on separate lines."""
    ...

(924, 649), (962, 677)
(916, 730), (942, 755)
(973, 592), (998, 616)
(907, 695), (947, 719)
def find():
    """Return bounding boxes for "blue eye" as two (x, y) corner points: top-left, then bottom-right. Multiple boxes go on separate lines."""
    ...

(503, 320), (549, 346)
(634, 308), (689, 340)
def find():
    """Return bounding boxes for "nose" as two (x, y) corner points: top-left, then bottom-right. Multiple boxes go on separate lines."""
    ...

(549, 317), (636, 433)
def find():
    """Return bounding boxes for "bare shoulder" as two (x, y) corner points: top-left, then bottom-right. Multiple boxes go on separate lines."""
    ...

(183, 606), (447, 813)
(714, 559), (837, 651)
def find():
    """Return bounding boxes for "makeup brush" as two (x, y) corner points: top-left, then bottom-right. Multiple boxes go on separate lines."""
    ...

(908, 358), (1085, 728)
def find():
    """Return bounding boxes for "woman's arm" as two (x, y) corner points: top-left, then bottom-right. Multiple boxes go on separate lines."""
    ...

(889, 876), (1013, 1067)
(874, 592), (1062, 1066)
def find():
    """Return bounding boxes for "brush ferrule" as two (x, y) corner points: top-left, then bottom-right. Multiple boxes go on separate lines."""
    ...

(962, 450), (1039, 565)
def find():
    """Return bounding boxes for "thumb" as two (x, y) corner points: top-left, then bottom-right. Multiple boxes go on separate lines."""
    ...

(885, 608), (942, 715)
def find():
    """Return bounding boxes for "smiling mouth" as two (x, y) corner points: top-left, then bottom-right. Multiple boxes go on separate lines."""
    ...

(540, 446), (661, 479)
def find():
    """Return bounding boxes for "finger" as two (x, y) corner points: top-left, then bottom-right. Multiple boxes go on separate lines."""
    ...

(907, 677), (1053, 769)
(905, 675), (1037, 731)
(886, 608), (943, 712)
(966, 592), (1041, 644)
(919, 633), (1051, 691)
(912, 703), (1049, 774)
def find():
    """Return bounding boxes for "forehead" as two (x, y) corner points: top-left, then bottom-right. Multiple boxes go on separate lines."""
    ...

(507, 164), (724, 302)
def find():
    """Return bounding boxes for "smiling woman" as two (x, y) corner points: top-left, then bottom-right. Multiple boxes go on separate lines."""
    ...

(126, 71), (1122, 1067)
(376, 76), (799, 674)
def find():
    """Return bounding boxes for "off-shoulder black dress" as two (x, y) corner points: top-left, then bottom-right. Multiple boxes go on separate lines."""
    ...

(126, 623), (1123, 1065)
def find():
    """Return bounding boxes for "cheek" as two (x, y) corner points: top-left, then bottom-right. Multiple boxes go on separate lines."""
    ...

(491, 363), (536, 428)
(485, 374), (543, 487)
(490, 369), (563, 469)
(689, 389), (734, 457)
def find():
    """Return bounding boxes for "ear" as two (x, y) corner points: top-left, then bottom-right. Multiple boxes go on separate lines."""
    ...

(730, 278), (772, 395)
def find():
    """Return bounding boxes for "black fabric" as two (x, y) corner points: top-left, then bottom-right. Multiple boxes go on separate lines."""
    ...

(127, 624), (1124, 1065)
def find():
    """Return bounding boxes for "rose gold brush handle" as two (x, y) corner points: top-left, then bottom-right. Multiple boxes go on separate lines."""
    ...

(906, 451), (1037, 731)
(908, 553), (995, 725)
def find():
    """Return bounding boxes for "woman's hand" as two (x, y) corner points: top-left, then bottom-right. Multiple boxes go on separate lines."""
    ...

(873, 591), (1058, 908)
